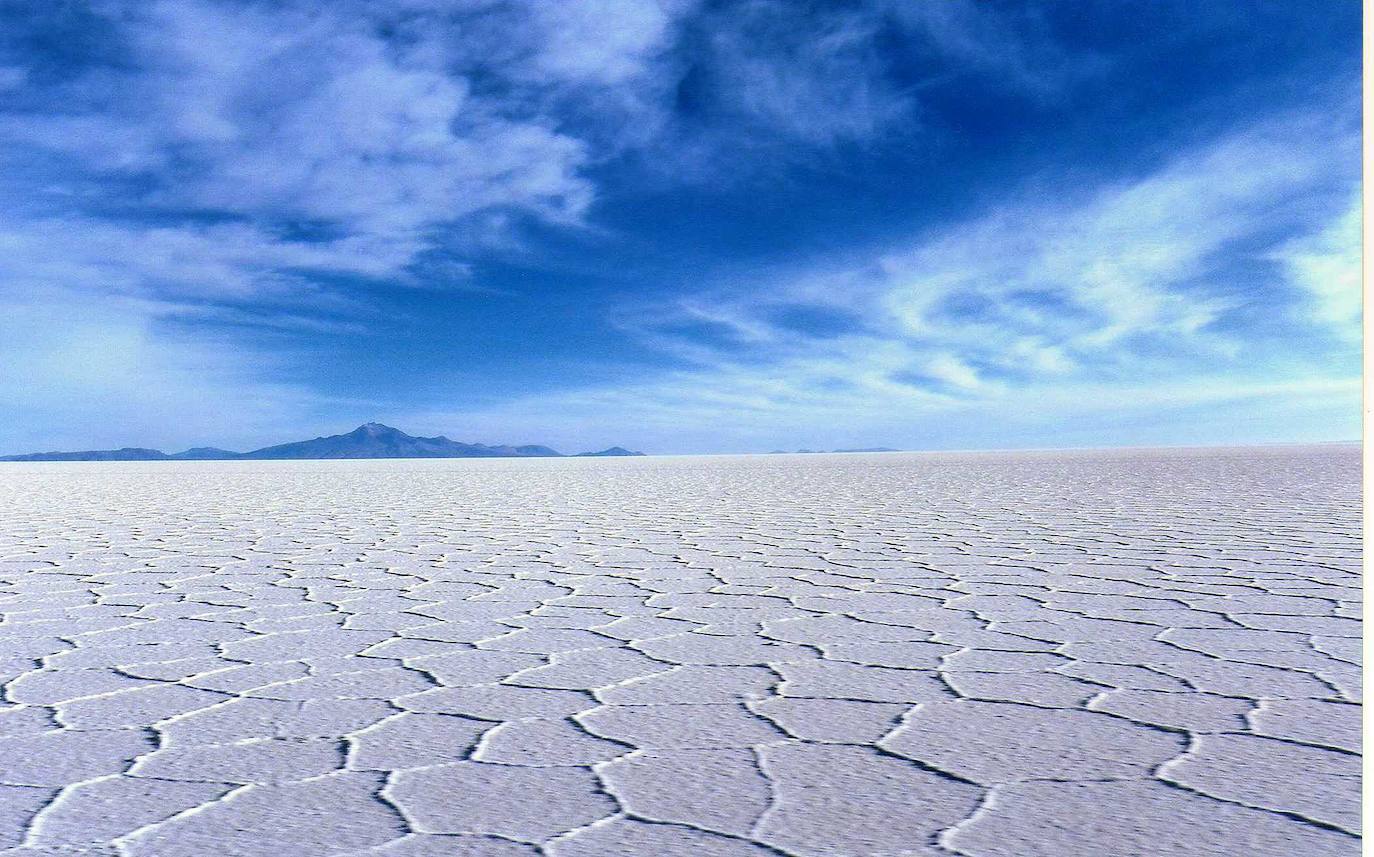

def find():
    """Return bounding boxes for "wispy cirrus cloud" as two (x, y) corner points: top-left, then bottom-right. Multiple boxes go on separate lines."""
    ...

(691, 0), (912, 146)
(1277, 192), (1362, 340)
(454, 110), (1361, 451)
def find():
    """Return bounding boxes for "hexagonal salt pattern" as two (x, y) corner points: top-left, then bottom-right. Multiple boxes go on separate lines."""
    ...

(0, 445), (1359, 856)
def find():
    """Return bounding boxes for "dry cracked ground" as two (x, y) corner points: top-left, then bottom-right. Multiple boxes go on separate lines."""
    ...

(0, 446), (1361, 857)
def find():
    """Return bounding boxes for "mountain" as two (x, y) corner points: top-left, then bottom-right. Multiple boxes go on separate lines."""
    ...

(477, 444), (563, 458)
(0, 424), (643, 461)
(0, 447), (171, 462)
(575, 447), (645, 457)
(240, 423), (523, 460)
(169, 447), (240, 460)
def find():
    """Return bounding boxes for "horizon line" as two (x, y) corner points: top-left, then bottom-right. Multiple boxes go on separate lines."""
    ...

(2, 437), (1359, 462)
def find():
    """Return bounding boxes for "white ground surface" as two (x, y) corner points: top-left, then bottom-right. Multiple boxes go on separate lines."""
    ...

(0, 446), (1360, 857)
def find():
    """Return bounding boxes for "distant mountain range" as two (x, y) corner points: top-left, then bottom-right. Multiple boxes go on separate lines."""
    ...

(0, 423), (645, 462)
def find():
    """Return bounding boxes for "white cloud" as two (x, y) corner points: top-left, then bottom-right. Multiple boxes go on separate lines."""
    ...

(0, 0), (619, 426)
(13, 1), (594, 239)
(1279, 192), (1362, 339)
(922, 354), (984, 390)
(0, 0), (1079, 309)
(699, 0), (909, 145)
(876, 121), (1346, 367)
(408, 359), (1360, 454)
(525, 0), (687, 86)
(461, 114), (1361, 451)
(889, 0), (1081, 96)
(0, 216), (417, 300)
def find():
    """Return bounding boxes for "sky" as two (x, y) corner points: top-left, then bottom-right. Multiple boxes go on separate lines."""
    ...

(0, 0), (1362, 455)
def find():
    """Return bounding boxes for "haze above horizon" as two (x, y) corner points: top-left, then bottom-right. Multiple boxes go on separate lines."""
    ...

(0, 1), (1360, 455)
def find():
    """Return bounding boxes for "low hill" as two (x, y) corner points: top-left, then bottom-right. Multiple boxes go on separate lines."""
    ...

(1, 424), (643, 461)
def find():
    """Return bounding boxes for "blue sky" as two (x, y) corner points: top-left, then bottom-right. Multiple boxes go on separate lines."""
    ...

(0, 0), (1361, 454)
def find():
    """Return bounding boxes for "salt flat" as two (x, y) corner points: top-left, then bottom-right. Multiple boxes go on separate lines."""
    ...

(0, 446), (1360, 856)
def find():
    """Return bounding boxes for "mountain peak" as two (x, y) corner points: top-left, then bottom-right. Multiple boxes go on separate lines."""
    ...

(575, 446), (645, 457)
(350, 422), (406, 438)
(2, 425), (646, 461)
